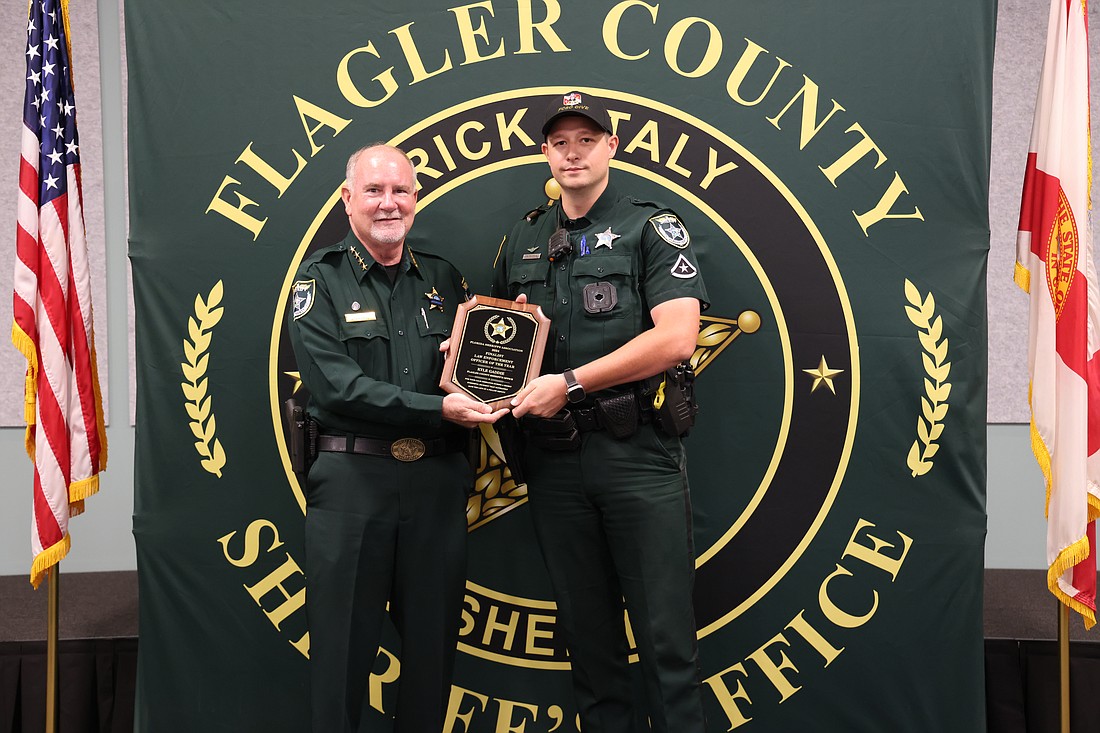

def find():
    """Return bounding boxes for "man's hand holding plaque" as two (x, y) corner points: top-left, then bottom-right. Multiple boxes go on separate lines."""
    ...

(440, 295), (551, 410)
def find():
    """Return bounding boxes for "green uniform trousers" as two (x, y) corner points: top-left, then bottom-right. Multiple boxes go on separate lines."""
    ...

(525, 424), (706, 733)
(303, 449), (469, 733)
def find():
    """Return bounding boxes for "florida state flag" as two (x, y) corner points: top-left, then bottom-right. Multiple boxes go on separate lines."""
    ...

(1015, 0), (1100, 628)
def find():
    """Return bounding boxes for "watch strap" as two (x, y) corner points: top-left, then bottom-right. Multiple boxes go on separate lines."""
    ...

(564, 368), (585, 402)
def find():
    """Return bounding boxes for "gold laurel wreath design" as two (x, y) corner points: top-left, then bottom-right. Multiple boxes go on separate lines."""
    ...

(181, 281), (227, 478)
(467, 423), (527, 529)
(904, 280), (951, 477)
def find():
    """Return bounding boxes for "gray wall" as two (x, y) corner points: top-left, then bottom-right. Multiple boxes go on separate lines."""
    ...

(0, 0), (1072, 576)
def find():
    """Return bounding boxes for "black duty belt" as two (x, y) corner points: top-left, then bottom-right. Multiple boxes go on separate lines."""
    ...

(570, 406), (602, 432)
(316, 434), (461, 462)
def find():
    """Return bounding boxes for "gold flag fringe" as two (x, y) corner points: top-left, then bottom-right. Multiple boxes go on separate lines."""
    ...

(1013, 261), (1031, 293)
(30, 534), (70, 590)
(1029, 383), (1098, 629)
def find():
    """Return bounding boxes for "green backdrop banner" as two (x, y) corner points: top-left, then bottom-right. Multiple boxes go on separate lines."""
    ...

(127, 2), (992, 731)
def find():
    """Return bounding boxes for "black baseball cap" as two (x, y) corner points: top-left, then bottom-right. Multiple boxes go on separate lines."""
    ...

(541, 91), (614, 137)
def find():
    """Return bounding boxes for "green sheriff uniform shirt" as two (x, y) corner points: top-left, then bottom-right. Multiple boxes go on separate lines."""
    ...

(491, 184), (709, 382)
(288, 232), (468, 440)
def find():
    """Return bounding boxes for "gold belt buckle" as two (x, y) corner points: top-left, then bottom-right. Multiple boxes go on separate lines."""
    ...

(390, 437), (426, 462)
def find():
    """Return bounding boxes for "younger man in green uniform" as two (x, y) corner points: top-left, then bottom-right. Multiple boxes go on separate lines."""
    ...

(288, 144), (505, 732)
(491, 92), (709, 731)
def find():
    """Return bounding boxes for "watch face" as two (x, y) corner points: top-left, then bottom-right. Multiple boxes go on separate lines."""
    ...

(568, 385), (585, 403)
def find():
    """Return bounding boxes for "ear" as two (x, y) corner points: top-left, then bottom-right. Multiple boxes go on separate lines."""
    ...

(341, 184), (351, 211)
(606, 134), (619, 159)
(541, 142), (549, 159)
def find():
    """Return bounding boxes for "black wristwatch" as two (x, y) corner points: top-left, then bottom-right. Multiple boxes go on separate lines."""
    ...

(563, 368), (586, 404)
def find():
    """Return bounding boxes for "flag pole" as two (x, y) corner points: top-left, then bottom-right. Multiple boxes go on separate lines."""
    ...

(1058, 601), (1070, 733)
(46, 564), (59, 733)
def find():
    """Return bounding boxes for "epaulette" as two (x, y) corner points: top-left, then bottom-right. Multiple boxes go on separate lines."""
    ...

(302, 240), (348, 267)
(408, 247), (452, 266)
(627, 196), (663, 210)
(524, 204), (552, 224)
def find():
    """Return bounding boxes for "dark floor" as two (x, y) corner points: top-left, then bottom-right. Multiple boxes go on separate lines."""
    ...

(0, 567), (1093, 642)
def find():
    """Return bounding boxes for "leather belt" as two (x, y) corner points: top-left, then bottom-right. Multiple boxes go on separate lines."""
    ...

(316, 434), (461, 462)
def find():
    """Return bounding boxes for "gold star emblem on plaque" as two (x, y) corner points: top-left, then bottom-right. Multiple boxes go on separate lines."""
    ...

(803, 356), (843, 394)
(489, 318), (512, 338)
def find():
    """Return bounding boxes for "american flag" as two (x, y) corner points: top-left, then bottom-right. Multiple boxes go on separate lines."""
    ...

(1015, 0), (1100, 629)
(13, 0), (107, 589)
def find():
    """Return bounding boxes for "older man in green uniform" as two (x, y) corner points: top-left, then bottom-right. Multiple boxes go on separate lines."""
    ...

(491, 92), (709, 731)
(288, 143), (505, 733)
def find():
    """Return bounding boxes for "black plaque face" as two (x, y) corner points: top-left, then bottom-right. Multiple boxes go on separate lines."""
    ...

(441, 296), (550, 409)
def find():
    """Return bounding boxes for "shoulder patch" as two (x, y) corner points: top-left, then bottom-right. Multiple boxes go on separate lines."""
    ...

(291, 279), (316, 320)
(670, 253), (698, 279)
(649, 214), (691, 248)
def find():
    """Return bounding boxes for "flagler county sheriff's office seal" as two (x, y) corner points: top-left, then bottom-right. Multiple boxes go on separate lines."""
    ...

(268, 87), (858, 698)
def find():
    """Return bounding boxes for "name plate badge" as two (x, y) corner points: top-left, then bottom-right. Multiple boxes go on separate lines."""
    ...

(344, 312), (377, 322)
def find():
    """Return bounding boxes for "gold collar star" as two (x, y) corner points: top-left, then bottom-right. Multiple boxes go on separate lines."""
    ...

(803, 356), (843, 394)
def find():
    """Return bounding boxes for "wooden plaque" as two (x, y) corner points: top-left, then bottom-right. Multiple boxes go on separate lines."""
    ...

(440, 296), (551, 410)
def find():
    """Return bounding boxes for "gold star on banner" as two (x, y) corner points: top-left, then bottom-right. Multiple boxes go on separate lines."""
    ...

(803, 356), (843, 394)
(284, 371), (303, 394)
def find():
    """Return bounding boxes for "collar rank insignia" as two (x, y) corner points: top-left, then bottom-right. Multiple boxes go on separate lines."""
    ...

(649, 214), (691, 249)
(425, 287), (445, 311)
(670, 253), (699, 279)
(595, 227), (620, 250)
(292, 279), (315, 320)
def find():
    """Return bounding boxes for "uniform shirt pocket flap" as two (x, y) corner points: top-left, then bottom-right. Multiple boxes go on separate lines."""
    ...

(416, 315), (450, 338)
(338, 319), (389, 342)
(572, 255), (633, 279)
(508, 260), (551, 286)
